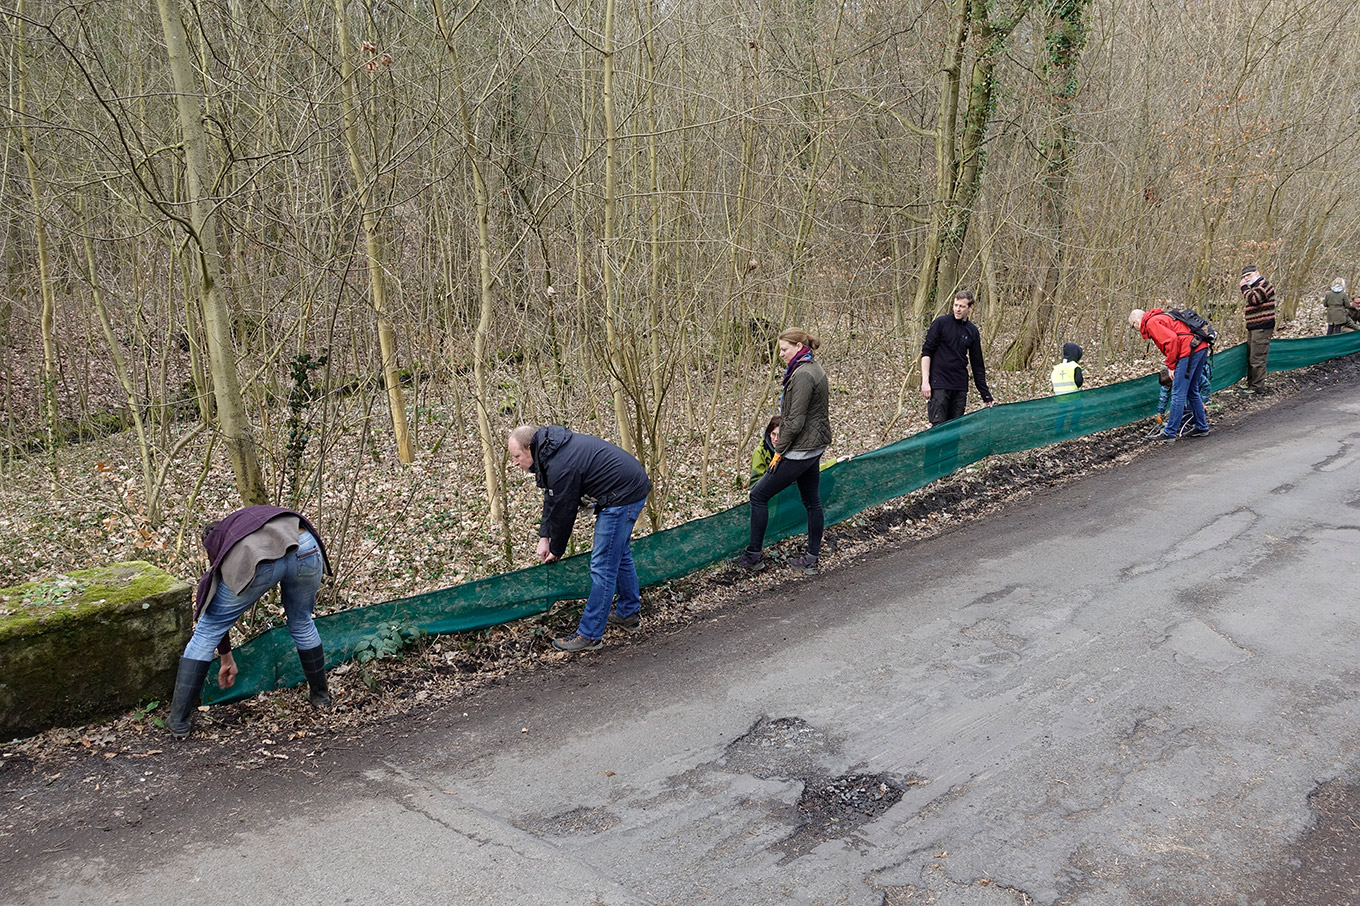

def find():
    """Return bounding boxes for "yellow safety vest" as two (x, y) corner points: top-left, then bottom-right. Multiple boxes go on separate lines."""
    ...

(1051, 360), (1080, 395)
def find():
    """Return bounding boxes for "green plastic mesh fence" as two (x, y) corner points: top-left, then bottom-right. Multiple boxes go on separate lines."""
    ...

(203, 333), (1360, 704)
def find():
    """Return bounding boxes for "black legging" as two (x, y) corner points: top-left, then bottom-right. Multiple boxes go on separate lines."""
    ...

(748, 454), (824, 556)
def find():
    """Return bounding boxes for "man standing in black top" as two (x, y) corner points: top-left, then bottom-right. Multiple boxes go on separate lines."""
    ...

(920, 290), (995, 425)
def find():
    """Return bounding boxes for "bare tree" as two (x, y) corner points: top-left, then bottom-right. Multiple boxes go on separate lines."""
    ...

(155, 0), (266, 505)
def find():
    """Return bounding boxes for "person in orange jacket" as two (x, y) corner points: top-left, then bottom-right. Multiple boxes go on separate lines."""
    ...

(1129, 307), (1210, 444)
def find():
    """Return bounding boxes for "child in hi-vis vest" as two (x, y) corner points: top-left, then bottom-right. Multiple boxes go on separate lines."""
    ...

(1050, 342), (1084, 395)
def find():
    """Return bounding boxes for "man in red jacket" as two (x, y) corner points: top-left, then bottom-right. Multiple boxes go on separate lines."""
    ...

(1129, 308), (1211, 443)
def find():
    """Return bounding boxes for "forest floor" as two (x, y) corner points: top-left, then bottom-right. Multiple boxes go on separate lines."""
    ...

(1, 308), (1354, 773)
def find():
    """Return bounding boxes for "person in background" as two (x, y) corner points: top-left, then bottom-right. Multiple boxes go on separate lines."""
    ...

(751, 415), (782, 481)
(736, 327), (831, 576)
(1239, 265), (1275, 393)
(1153, 365), (1175, 429)
(920, 289), (995, 425)
(1324, 278), (1360, 334)
(169, 506), (333, 740)
(752, 414), (833, 482)
(1050, 342), (1084, 395)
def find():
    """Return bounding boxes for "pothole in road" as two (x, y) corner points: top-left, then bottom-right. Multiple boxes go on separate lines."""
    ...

(723, 716), (837, 779)
(723, 716), (925, 862)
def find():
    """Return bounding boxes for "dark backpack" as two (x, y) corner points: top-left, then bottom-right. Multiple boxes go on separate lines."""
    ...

(1167, 308), (1218, 347)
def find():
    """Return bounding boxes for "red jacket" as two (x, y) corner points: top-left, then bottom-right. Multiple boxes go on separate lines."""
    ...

(1139, 308), (1196, 368)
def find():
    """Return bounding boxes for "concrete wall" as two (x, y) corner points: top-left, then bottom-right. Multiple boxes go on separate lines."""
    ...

(0, 561), (192, 740)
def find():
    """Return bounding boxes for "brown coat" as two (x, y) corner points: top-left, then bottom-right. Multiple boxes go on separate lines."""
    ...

(777, 360), (832, 455)
(1324, 288), (1359, 327)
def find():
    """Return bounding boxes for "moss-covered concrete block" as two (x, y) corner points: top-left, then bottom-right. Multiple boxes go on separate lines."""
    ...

(0, 561), (192, 740)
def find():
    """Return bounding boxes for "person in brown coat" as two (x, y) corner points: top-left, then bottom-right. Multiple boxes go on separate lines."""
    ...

(1239, 264), (1276, 393)
(736, 327), (832, 576)
(1323, 278), (1360, 335)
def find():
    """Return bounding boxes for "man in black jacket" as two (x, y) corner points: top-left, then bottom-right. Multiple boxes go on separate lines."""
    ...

(920, 289), (995, 425)
(508, 425), (652, 652)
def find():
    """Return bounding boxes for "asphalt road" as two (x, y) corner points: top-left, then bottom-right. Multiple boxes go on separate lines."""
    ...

(9, 376), (1360, 906)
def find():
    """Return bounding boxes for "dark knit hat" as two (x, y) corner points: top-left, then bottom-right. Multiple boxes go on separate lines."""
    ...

(1241, 264), (1258, 275)
(1062, 341), (1083, 362)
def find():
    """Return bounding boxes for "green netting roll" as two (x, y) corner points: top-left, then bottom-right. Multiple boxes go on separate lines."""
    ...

(202, 332), (1360, 704)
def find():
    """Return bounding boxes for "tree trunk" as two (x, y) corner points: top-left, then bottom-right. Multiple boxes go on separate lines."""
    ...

(433, 0), (512, 561)
(155, 0), (266, 505)
(912, 0), (968, 325)
(1001, 1), (1088, 370)
(916, 0), (1032, 321)
(599, 0), (637, 455)
(332, 0), (414, 464)
(14, 0), (58, 462)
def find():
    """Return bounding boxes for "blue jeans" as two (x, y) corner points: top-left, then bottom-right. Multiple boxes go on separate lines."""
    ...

(576, 500), (646, 641)
(1163, 346), (1209, 438)
(1157, 355), (1212, 429)
(183, 531), (324, 660)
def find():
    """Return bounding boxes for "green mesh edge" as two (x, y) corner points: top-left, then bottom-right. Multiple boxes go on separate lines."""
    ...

(203, 333), (1360, 703)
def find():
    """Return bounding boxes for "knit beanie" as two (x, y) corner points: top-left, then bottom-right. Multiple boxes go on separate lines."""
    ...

(1241, 264), (1257, 276)
(1062, 342), (1083, 362)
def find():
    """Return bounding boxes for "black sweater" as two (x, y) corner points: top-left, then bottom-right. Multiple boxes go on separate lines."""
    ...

(530, 426), (651, 558)
(921, 314), (992, 401)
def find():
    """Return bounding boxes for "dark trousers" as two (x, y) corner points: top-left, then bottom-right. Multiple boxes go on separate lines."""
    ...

(1247, 327), (1273, 391)
(927, 388), (968, 425)
(748, 454), (824, 556)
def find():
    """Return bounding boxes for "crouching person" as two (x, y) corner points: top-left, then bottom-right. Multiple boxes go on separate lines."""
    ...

(508, 425), (652, 652)
(169, 506), (333, 739)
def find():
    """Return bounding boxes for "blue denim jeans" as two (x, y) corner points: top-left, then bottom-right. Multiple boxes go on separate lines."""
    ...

(183, 531), (324, 660)
(1163, 346), (1209, 438)
(576, 499), (646, 641)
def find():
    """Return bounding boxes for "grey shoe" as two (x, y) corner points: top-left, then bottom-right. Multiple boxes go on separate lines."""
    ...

(1184, 427), (1211, 438)
(734, 549), (766, 571)
(789, 554), (820, 576)
(552, 633), (603, 652)
(607, 611), (641, 633)
(1151, 433), (1177, 443)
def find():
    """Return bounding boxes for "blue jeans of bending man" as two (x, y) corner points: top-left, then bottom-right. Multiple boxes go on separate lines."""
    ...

(183, 530), (325, 661)
(1162, 346), (1210, 439)
(576, 499), (647, 641)
(1157, 354), (1213, 432)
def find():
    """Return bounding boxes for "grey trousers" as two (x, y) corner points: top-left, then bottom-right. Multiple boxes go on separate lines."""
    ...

(1247, 326), (1273, 391)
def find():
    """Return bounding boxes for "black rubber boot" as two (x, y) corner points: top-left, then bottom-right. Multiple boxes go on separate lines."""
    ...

(168, 657), (212, 740)
(297, 644), (331, 708)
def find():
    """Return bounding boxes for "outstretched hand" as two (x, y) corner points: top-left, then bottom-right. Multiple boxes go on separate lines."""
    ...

(218, 653), (238, 689)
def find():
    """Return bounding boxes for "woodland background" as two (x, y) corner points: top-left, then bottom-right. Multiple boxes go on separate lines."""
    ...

(2, 0), (1357, 625)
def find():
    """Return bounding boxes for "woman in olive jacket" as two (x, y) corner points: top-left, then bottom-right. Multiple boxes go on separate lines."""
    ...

(736, 327), (832, 575)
